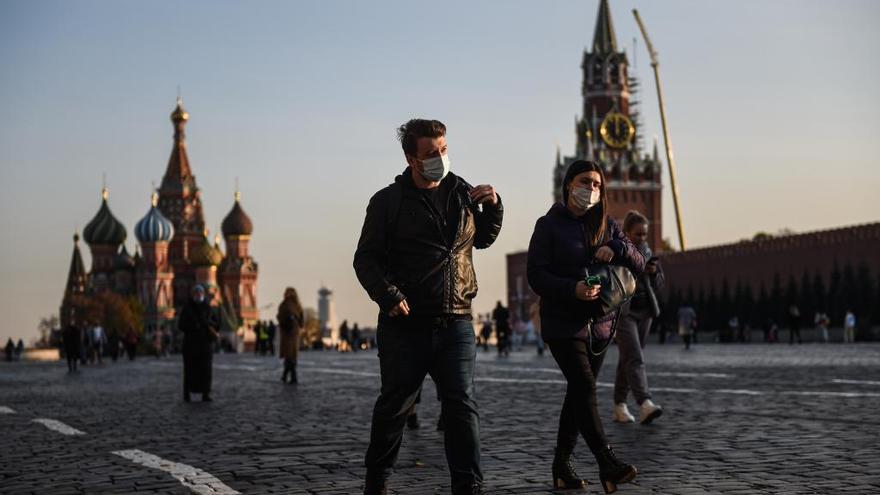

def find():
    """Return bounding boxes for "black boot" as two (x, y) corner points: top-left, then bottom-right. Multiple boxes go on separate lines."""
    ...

(595, 446), (637, 494)
(552, 447), (586, 490)
(363, 470), (387, 495)
(406, 411), (420, 430)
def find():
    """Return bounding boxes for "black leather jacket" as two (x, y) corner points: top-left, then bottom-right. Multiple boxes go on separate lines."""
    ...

(354, 169), (503, 317)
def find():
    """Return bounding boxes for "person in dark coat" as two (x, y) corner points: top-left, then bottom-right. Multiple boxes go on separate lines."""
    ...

(277, 287), (304, 384)
(492, 302), (511, 357)
(179, 284), (219, 402)
(124, 326), (138, 360)
(63, 320), (82, 372)
(5, 338), (14, 362)
(353, 119), (503, 495)
(527, 160), (645, 493)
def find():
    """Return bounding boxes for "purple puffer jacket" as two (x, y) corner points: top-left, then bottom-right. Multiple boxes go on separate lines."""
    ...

(527, 203), (645, 341)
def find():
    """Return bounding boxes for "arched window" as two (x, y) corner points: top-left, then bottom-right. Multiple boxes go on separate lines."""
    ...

(592, 58), (603, 85)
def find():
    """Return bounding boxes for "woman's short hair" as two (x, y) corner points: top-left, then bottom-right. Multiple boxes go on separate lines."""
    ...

(623, 210), (649, 233)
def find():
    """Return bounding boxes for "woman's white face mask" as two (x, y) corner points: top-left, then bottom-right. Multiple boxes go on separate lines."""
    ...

(571, 186), (600, 210)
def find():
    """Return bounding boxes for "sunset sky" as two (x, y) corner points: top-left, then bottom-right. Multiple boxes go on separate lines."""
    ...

(2, 0), (878, 344)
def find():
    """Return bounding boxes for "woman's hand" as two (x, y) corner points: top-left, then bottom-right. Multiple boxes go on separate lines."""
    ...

(594, 246), (614, 263)
(575, 281), (601, 301)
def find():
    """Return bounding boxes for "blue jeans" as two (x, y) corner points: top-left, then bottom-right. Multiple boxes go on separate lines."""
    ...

(364, 316), (482, 491)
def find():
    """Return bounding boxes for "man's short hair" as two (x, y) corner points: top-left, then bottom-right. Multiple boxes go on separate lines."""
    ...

(397, 119), (446, 156)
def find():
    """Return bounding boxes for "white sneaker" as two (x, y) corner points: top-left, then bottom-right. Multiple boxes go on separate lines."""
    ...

(639, 399), (663, 424)
(612, 403), (635, 423)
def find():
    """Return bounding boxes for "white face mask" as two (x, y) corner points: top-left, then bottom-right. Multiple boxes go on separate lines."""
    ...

(571, 186), (600, 210)
(418, 154), (450, 182)
(194, 294), (205, 303)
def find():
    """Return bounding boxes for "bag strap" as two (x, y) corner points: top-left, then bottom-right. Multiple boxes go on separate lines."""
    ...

(587, 308), (622, 356)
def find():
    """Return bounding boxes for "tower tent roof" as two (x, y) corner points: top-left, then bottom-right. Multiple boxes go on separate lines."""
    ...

(161, 97), (194, 191)
(592, 0), (618, 54)
(65, 232), (87, 295)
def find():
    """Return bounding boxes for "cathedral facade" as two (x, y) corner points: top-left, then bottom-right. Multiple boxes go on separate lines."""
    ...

(60, 99), (259, 346)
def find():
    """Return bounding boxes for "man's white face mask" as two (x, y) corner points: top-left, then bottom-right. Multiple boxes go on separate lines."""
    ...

(418, 154), (450, 182)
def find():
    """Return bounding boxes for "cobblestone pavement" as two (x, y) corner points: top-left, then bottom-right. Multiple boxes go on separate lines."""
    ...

(2, 342), (879, 494)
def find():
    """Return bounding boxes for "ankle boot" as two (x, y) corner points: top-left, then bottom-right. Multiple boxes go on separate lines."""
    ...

(595, 446), (637, 494)
(552, 447), (586, 490)
(363, 470), (388, 495)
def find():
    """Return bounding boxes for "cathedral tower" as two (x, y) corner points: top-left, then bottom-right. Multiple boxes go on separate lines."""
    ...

(59, 232), (87, 329)
(134, 191), (176, 336)
(82, 187), (128, 292)
(156, 98), (208, 307)
(219, 190), (259, 335)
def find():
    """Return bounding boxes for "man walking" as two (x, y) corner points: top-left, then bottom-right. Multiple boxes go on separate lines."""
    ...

(354, 119), (503, 495)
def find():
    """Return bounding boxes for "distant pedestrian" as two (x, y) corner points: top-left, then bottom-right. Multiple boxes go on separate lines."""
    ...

(493, 301), (511, 357)
(529, 300), (544, 356)
(124, 326), (138, 360)
(613, 211), (663, 425)
(728, 316), (740, 343)
(814, 312), (830, 343)
(480, 315), (492, 352)
(788, 304), (802, 344)
(4, 338), (14, 362)
(843, 310), (856, 343)
(63, 317), (83, 372)
(162, 328), (172, 357)
(277, 287), (304, 384)
(267, 320), (277, 356)
(339, 320), (350, 352)
(15, 339), (24, 361)
(677, 305), (697, 350)
(352, 324), (361, 352)
(107, 330), (120, 362)
(179, 284), (219, 402)
(90, 324), (106, 365)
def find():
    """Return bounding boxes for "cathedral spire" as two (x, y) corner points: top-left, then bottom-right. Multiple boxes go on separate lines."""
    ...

(65, 231), (86, 295)
(161, 97), (193, 189)
(592, 0), (618, 54)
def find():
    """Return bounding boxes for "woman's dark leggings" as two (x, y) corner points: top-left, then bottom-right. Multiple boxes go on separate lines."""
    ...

(547, 338), (609, 456)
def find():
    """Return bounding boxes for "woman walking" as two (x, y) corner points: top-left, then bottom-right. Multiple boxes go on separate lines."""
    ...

(277, 287), (304, 384)
(527, 160), (645, 493)
(612, 211), (664, 425)
(179, 284), (219, 402)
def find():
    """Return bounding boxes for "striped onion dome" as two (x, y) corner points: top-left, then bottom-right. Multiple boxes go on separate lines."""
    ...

(135, 192), (174, 243)
(83, 188), (127, 246)
(190, 232), (223, 266)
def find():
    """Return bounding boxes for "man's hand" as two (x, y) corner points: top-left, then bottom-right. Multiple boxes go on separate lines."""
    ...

(469, 184), (498, 206)
(646, 260), (658, 275)
(594, 246), (614, 263)
(388, 299), (411, 317)
(575, 281), (601, 301)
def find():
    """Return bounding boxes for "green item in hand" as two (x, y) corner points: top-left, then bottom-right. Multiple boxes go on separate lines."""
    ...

(585, 275), (602, 287)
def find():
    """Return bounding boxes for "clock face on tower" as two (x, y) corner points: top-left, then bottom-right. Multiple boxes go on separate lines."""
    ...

(599, 111), (636, 149)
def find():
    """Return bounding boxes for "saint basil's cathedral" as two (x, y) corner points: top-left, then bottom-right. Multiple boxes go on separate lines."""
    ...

(60, 98), (259, 347)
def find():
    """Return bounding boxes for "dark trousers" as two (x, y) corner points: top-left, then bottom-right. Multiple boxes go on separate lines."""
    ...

(547, 338), (609, 456)
(364, 317), (481, 491)
(789, 325), (801, 344)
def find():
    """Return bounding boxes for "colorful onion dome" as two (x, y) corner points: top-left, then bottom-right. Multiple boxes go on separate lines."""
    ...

(83, 188), (127, 246)
(221, 191), (253, 237)
(135, 192), (175, 243)
(190, 231), (223, 266)
(113, 245), (136, 270)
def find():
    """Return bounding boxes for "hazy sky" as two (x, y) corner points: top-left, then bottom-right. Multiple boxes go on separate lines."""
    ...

(1, 0), (878, 345)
